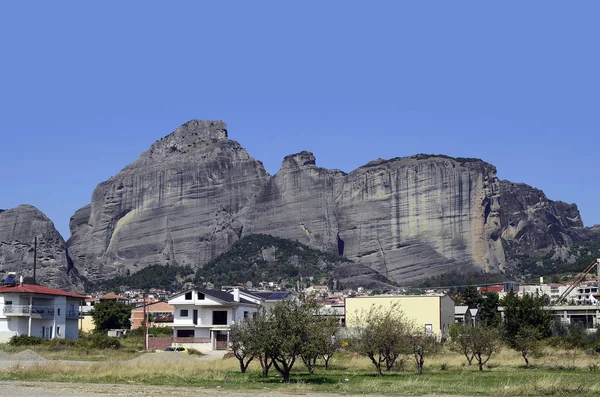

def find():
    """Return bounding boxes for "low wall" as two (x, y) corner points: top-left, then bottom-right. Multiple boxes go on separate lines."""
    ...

(148, 337), (211, 351)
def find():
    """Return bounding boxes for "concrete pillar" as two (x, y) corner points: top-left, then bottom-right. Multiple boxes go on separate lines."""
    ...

(27, 296), (32, 337)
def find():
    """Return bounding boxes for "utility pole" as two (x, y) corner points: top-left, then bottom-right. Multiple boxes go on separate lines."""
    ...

(33, 236), (37, 284)
(142, 293), (147, 352)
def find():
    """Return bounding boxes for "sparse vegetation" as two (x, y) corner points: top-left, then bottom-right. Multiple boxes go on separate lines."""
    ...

(85, 264), (194, 292)
(195, 234), (349, 288)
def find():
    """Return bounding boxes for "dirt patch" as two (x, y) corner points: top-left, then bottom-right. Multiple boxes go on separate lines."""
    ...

(0, 381), (382, 397)
(11, 349), (47, 362)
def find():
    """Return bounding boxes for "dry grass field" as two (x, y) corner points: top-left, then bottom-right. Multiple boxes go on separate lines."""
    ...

(1, 346), (600, 395)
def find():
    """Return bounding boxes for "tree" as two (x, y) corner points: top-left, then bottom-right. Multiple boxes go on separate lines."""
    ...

(471, 326), (501, 371)
(349, 304), (413, 376)
(450, 325), (500, 370)
(91, 301), (132, 332)
(501, 292), (552, 366)
(514, 325), (542, 367)
(230, 307), (273, 377)
(478, 291), (501, 327)
(409, 333), (441, 375)
(460, 285), (482, 308)
(449, 324), (475, 365)
(264, 299), (317, 383)
(229, 319), (255, 373)
(299, 313), (340, 373)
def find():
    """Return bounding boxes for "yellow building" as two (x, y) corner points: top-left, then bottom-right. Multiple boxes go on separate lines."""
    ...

(79, 313), (95, 333)
(345, 294), (455, 339)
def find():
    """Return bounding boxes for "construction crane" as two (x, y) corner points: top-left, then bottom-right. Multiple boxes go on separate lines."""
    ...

(555, 258), (600, 305)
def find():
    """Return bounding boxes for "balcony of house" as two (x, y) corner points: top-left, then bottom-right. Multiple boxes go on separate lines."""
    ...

(66, 309), (81, 319)
(3, 305), (56, 318)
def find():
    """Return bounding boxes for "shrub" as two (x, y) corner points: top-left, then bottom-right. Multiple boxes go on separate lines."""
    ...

(9, 335), (43, 346)
(187, 348), (204, 356)
(82, 334), (121, 350)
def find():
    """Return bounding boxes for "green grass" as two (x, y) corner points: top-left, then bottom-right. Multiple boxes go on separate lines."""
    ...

(1, 347), (600, 395)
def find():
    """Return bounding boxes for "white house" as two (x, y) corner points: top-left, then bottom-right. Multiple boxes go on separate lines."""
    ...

(168, 288), (260, 351)
(0, 281), (86, 342)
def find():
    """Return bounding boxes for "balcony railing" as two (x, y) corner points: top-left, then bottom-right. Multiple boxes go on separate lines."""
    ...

(66, 310), (81, 318)
(3, 305), (58, 316)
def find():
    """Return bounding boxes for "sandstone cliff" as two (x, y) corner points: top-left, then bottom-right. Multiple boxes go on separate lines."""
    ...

(0, 205), (82, 291)
(63, 120), (599, 286)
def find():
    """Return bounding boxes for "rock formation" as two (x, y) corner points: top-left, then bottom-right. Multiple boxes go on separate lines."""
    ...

(66, 120), (269, 281)
(60, 120), (599, 286)
(498, 181), (600, 258)
(0, 205), (82, 291)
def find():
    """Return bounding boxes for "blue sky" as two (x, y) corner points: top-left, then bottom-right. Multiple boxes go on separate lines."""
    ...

(1, 1), (599, 239)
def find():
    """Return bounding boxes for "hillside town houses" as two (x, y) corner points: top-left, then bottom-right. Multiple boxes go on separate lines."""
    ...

(2, 268), (600, 350)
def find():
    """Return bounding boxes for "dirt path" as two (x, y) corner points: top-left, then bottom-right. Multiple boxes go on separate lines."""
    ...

(0, 381), (371, 397)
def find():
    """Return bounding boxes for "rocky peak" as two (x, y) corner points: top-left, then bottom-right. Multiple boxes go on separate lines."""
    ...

(0, 205), (82, 291)
(148, 120), (228, 157)
(280, 151), (317, 171)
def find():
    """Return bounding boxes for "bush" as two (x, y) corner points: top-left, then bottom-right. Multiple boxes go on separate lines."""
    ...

(82, 334), (121, 350)
(9, 335), (44, 346)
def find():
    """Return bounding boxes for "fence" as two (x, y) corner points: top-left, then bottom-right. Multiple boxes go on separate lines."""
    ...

(148, 336), (211, 351)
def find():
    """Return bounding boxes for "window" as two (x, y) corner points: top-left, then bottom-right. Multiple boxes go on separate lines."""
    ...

(5, 301), (12, 305)
(57, 308), (61, 316)
(185, 292), (192, 300)
(244, 311), (249, 318)
(176, 329), (194, 337)
(425, 324), (433, 336)
(197, 292), (205, 300)
(180, 309), (189, 317)
(212, 311), (227, 325)
(56, 326), (60, 336)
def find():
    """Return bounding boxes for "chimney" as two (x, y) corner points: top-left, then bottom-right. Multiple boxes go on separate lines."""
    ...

(233, 288), (240, 303)
(19, 275), (23, 286)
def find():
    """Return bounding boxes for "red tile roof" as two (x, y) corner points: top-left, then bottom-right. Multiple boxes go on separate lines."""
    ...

(478, 285), (504, 293)
(0, 284), (87, 299)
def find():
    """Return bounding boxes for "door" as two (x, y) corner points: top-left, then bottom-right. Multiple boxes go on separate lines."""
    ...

(215, 331), (228, 350)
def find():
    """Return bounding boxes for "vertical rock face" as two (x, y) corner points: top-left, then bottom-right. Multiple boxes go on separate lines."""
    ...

(334, 156), (505, 283)
(66, 120), (269, 281)
(0, 205), (82, 291)
(243, 151), (346, 253)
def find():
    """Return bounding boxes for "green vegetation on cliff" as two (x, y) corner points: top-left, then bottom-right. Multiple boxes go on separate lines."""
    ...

(85, 264), (194, 293)
(195, 234), (348, 288)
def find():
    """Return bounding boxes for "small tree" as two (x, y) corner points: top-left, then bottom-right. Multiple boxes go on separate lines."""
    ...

(349, 304), (413, 376)
(229, 319), (255, 373)
(229, 307), (273, 377)
(514, 325), (542, 367)
(449, 324), (475, 365)
(409, 333), (441, 375)
(319, 330), (340, 370)
(264, 299), (316, 383)
(299, 314), (339, 374)
(91, 301), (132, 332)
(471, 326), (501, 371)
